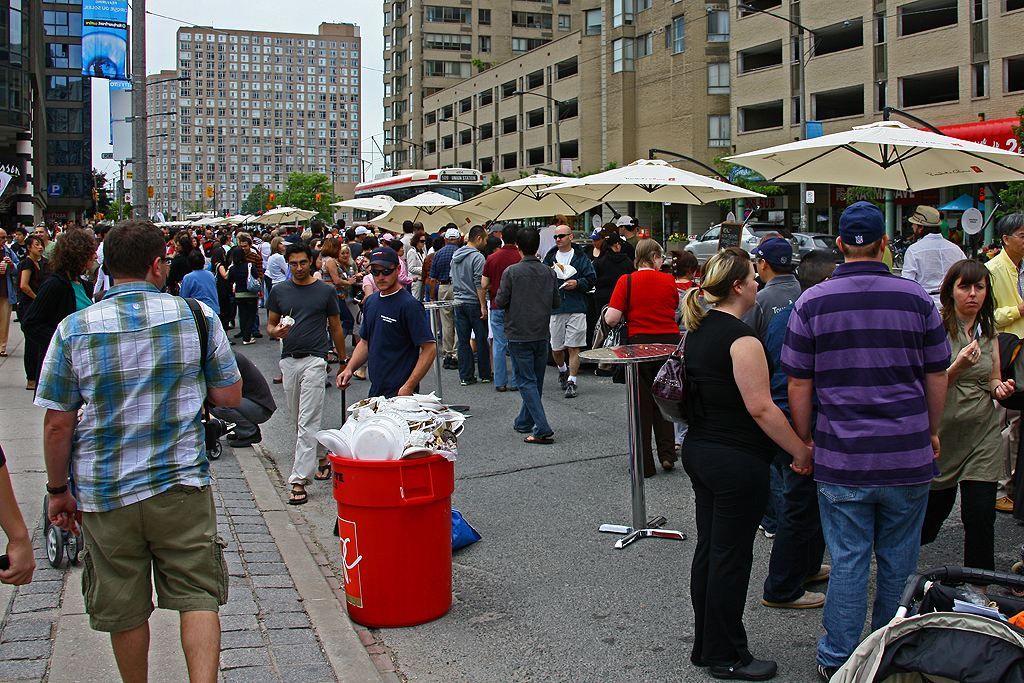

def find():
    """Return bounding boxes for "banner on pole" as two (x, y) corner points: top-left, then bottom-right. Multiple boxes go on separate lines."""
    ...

(82, 0), (129, 80)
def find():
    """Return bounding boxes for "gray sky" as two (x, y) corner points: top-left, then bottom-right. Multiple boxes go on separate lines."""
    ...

(91, 0), (384, 186)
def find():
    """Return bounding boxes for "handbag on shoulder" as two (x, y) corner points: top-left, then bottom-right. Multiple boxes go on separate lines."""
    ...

(651, 332), (688, 423)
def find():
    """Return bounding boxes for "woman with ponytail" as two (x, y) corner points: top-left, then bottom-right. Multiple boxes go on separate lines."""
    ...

(681, 247), (812, 681)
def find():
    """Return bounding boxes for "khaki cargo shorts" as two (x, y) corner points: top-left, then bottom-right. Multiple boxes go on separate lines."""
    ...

(81, 484), (228, 632)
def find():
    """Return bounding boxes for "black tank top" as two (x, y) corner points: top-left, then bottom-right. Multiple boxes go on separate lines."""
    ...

(684, 309), (777, 463)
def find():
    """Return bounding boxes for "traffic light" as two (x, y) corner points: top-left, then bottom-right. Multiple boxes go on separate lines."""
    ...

(315, 192), (322, 203)
(92, 189), (99, 201)
(979, 186), (986, 203)
(269, 192), (275, 204)
(206, 185), (214, 198)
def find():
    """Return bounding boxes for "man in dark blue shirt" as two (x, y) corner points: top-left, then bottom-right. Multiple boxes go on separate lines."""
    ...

(428, 226), (461, 367)
(340, 247), (436, 398)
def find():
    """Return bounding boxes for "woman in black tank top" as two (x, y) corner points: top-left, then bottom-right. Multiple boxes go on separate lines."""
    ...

(678, 248), (812, 680)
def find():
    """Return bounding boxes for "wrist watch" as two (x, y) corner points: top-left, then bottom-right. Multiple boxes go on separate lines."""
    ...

(46, 483), (69, 495)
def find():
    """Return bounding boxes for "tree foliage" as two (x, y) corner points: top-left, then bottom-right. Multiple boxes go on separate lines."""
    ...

(280, 172), (337, 221)
(241, 184), (271, 215)
(91, 169), (112, 216)
(998, 108), (1024, 216)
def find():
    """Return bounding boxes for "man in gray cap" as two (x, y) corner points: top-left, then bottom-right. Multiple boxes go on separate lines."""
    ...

(901, 204), (965, 308)
(429, 226), (462, 367)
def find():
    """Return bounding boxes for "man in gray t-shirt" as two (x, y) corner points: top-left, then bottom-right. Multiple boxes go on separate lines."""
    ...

(267, 243), (347, 505)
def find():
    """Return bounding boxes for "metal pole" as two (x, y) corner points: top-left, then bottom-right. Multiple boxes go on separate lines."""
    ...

(798, 31), (807, 233)
(452, 118), (458, 168)
(554, 101), (561, 173)
(625, 362), (645, 531)
(885, 189), (896, 239)
(131, 0), (147, 219)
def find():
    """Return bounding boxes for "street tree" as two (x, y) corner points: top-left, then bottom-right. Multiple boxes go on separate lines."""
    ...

(241, 184), (271, 215)
(282, 172), (337, 221)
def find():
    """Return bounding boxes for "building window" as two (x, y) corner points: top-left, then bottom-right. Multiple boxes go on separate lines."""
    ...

(43, 11), (82, 36)
(479, 35), (491, 52)
(637, 0), (652, 10)
(558, 98), (578, 120)
(527, 108), (545, 128)
(612, 0), (634, 27)
(424, 110), (436, 125)
(874, 81), (888, 111)
(899, 0), (957, 36)
(479, 156), (493, 173)
(708, 115), (730, 147)
(512, 12), (553, 29)
(813, 85), (865, 120)
(672, 15), (685, 54)
(442, 134), (453, 150)
(556, 57), (578, 79)
(973, 62), (989, 97)
(739, 0), (781, 15)
(612, 38), (635, 72)
(813, 18), (864, 56)
(585, 8), (602, 35)
(900, 68), (958, 106)
(1006, 56), (1024, 92)
(46, 43), (83, 69)
(707, 9), (729, 41)
(46, 76), (83, 101)
(501, 116), (517, 134)
(559, 15), (571, 30)
(527, 70), (544, 89)
(738, 100), (783, 132)
(479, 8), (491, 25)
(424, 33), (471, 51)
(513, 37), (551, 52)
(738, 40), (783, 72)
(707, 63), (730, 94)
(425, 6), (471, 24)
(1008, 0), (1024, 11)
(502, 81), (517, 98)
(501, 152), (517, 170)
(636, 33), (653, 58)
(479, 122), (493, 139)
(425, 60), (471, 78)
(479, 88), (493, 106)
(460, 97), (472, 113)
(46, 108), (84, 133)
(527, 147), (545, 165)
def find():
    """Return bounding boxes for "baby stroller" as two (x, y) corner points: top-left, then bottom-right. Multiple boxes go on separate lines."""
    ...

(833, 566), (1024, 682)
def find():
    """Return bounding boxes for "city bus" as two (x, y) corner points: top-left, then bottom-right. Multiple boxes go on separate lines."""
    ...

(351, 168), (485, 222)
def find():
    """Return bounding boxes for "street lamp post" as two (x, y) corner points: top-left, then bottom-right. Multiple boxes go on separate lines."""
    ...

(513, 91), (561, 173)
(737, 5), (820, 232)
(129, 71), (188, 220)
(441, 118), (482, 171)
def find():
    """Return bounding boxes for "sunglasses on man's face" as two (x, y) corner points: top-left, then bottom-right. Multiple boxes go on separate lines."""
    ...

(554, 233), (572, 239)
(371, 266), (397, 277)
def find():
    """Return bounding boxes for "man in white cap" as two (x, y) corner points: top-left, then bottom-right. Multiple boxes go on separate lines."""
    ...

(429, 226), (462, 368)
(901, 205), (965, 309)
(616, 216), (638, 261)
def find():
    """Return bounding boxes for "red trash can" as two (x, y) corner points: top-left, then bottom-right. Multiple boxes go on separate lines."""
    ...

(328, 452), (454, 627)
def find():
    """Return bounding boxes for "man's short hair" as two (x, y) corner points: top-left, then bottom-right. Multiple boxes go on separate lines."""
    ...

(284, 242), (312, 262)
(468, 225), (487, 243)
(104, 220), (166, 279)
(796, 250), (837, 291)
(187, 250), (206, 271)
(501, 222), (520, 246)
(516, 227), (540, 256)
(345, 227), (356, 241)
(13, 226), (27, 237)
(412, 221), (424, 233)
(997, 214), (1024, 242)
(840, 238), (884, 259)
(402, 220), (414, 234)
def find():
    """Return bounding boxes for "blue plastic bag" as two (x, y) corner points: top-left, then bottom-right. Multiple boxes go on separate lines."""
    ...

(452, 508), (481, 550)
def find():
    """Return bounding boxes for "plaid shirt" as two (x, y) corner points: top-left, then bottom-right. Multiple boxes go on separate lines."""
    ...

(34, 282), (240, 512)
(428, 243), (458, 283)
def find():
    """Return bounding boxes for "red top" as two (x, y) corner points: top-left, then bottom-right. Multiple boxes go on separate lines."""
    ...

(676, 280), (694, 292)
(609, 270), (680, 336)
(483, 245), (522, 309)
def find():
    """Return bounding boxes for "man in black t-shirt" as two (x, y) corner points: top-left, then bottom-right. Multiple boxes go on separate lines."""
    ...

(339, 247), (435, 398)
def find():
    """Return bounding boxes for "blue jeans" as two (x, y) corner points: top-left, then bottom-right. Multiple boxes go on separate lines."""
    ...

(489, 308), (516, 389)
(508, 340), (552, 438)
(816, 482), (929, 669)
(758, 460), (784, 534)
(454, 303), (491, 381)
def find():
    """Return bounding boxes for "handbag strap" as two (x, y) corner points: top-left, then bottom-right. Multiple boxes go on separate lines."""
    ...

(625, 273), (631, 316)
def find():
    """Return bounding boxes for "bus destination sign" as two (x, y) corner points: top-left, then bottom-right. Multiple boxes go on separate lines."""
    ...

(438, 172), (478, 183)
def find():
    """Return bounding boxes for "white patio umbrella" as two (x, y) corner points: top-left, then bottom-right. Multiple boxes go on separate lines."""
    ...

(252, 206), (319, 225)
(218, 214), (252, 226)
(724, 120), (1024, 191)
(372, 191), (489, 233)
(189, 215), (221, 227)
(539, 159), (765, 204)
(331, 195), (396, 214)
(455, 174), (599, 221)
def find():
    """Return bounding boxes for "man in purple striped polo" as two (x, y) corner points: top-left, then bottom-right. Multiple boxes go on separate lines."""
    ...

(782, 201), (949, 683)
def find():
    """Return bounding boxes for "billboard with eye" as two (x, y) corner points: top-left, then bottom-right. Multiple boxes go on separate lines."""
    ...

(82, 0), (129, 81)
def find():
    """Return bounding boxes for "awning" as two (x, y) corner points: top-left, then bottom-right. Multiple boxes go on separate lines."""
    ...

(938, 194), (976, 211)
(935, 118), (1018, 152)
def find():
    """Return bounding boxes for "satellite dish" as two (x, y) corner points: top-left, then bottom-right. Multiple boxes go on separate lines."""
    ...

(592, 214), (602, 230)
(961, 207), (984, 235)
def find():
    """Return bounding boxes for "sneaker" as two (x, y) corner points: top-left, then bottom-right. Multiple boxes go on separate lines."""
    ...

(758, 525), (776, 539)
(242, 339), (257, 345)
(997, 495), (1015, 513)
(817, 664), (839, 683)
(558, 370), (568, 390)
(564, 381), (578, 398)
(460, 377), (477, 386)
(480, 376), (492, 383)
(762, 590), (826, 609)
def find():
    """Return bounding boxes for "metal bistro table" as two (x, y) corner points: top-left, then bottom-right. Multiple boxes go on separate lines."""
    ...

(422, 300), (458, 405)
(580, 343), (687, 549)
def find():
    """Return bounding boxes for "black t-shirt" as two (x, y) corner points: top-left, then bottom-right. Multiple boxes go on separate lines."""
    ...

(266, 278), (340, 358)
(360, 288), (435, 398)
(684, 309), (777, 462)
(17, 258), (41, 309)
(233, 352), (277, 413)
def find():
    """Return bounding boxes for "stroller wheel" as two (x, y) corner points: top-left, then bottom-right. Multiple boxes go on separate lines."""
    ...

(46, 524), (64, 568)
(42, 494), (51, 533)
(66, 530), (82, 565)
(208, 440), (222, 460)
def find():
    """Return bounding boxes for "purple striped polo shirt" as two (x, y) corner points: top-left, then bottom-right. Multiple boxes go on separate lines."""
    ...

(781, 261), (949, 487)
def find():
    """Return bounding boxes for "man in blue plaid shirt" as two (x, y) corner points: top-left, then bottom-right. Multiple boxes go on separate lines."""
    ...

(36, 220), (241, 683)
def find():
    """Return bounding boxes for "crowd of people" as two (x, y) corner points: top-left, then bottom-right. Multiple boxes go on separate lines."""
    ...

(5, 200), (1024, 682)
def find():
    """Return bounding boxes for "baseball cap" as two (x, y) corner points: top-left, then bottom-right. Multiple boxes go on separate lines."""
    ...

(839, 201), (886, 246)
(604, 234), (623, 247)
(489, 222), (505, 234)
(444, 227), (461, 239)
(750, 236), (793, 266)
(355, 226), (371, 236)
(616, 215), (635, 227)
(908, 205), (942, 227)
(589, 228), (604, 239)
(367, 246), (400, 266)
(380, 232), (395, 243)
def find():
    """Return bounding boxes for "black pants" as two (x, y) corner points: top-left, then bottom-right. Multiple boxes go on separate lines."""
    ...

(21, 323), (41, 382)
(236, 297), (258, 343)
(683, 439), (769, 667)
(921, 480), (997, 571)
(629, 332), (680, 476)
(762, 449), (825, 603)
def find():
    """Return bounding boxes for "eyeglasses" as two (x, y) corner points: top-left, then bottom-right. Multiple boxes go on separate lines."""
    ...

(288, 259), (310, 268)
(370, 266), (397, 277)
(554, 233), (572, 239)
(163, 258), (173, 266)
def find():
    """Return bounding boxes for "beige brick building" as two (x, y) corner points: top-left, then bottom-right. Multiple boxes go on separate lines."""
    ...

(731, 0), (1024, 230)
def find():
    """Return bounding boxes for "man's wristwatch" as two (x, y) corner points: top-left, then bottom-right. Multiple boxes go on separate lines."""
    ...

(46, 483), (69, 495)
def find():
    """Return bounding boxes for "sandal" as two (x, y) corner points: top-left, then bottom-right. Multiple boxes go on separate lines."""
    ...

(314, 463), (332, 481)
(524, 435), (554, 445)
(288, 487), (308, 505)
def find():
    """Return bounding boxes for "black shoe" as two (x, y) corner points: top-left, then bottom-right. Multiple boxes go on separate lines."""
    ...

(595, 368), (614, 377)
(227, 431), (262, 447)
(817, 664), (838, 683)
(253, 332), (264, 338)
(709, 659), (777, 681)
(558, 370), (568, 390)
(564, 381), (578, 398)
(233, 332), (244, 338)
(460, 377), (477, 386)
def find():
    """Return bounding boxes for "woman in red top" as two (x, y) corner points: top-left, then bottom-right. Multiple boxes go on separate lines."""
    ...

(604, 238), (681, 476)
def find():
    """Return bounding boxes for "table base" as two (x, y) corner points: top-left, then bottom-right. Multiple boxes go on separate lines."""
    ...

(599, 516), (686, 549)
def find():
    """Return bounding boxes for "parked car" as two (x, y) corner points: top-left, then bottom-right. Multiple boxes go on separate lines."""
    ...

(685, 223), (800, 266)
(793, 232), (845, 264)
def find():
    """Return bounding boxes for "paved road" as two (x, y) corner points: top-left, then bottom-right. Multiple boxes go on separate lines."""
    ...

(239, 315), (1024, 683)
